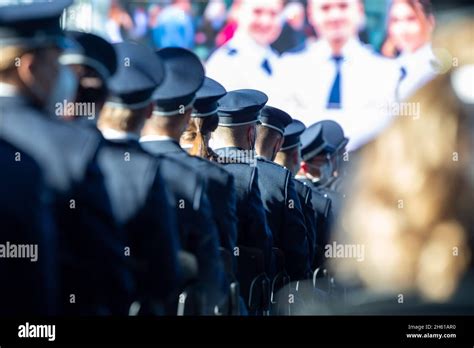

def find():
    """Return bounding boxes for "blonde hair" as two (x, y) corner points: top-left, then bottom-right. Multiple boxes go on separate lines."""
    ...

(333, 18), (474, 302)
(98, 104), (148, 133)
(0, 46), (26, 73)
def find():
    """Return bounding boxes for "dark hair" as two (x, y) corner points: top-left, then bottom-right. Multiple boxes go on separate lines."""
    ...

(75, 66), (109, 106)
(184, 115), (219, 160)
(417, 0), (434, 17)
(401, 0), (434, 17)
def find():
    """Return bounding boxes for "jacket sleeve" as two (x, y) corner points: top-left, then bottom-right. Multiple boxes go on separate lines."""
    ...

(74, 156), (134, 315)
(191, 180), (226, 312)
(281, 175), (310, 280)
(137, 166), (181, 301)
(303, 187), (318, 269)
(246, 167), (273, 275)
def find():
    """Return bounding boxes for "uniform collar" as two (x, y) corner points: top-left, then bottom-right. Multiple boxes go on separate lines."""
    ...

(0, 82), (19, 97)
(100, 128), (140, 142)
(139, 136), (184, 153)
(295, 174), (321, 186)
(229, 31), (277, 59)
(311, 37), (367, 62)
(140, 135), (176, 143)
(214, 146), (256, 161)
(398, 43), (435, 69)
(0, 92), (43, 113)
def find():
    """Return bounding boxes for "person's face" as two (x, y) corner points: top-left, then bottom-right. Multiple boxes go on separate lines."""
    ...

(290, 147), (302, 176)
(286, 4), (306, 30)
(306, 154), (327, 177)
(309, 0), (363, 46)
(241, 0), (284, 46)
(389, 1), (433, 53)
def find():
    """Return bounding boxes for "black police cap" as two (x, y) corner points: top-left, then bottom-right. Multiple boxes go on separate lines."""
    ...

(259, 105), (292, 136)
(300, 122), (336, 161)
(320, 120), (349, 151)
(217, 89), (268, 127)
(0, 0), (73, 48)
(281, 119), (305, 151)
(106, 41), (164, 109)
(61, 31), (117, 81)
(192, 77), (227, 118)
(153, 47), (205, 116)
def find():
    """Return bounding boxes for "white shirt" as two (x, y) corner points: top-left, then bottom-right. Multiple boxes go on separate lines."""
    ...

(206, 31), (280, 99)
(274, 38), (400, 151)
(139, 135), (176, 143)
(0, 82), (19, 97)
(100, 128), (140, 142)
(396, 44), (437, 101)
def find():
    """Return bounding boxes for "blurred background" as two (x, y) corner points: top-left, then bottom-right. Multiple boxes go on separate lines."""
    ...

(61, 0), (473, 61)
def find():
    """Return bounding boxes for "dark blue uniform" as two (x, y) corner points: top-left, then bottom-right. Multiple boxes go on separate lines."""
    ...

(0, 96), (132, 315)
(141, 139), (238, 255)
(297, 177), (341, 266)
(143, 143), (226, 307)
(144, 47), (226, 312)
(95, 138), (181, 308)
(256, 157), (310, 279)
(214, 147), (273, 274)
(0, 139), (58, 316)
(276, 119), (321, 270)
(299, 121), (347, 266)
(293, 179), (318, 269)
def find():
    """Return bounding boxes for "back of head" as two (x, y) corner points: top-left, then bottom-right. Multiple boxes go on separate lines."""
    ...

(183, 116), (219, 159)
(183, 77), (225, 159)
(255, 124), (282, 158)
(214, 89), (268, 149)
(99, 104), (150, 133)
(274, 145), (300, 176)
(213, 123), (253, 147)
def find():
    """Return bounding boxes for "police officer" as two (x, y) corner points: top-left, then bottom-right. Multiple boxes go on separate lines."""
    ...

(0, 139), (58, 316)
(140, 47), (226, 313)
(69, 40), (179, 314)
(212, 90), (273, 274)
(179, 77), (225, 161)
(141, 62), (238, 263)
(0, 0), (131, 315)
(255, 106), (310, 280)
(319, 120), (350, 193)
(274, 120), (321, 269)
(59, 30), (118, 124)
(297, 122), (344, 260)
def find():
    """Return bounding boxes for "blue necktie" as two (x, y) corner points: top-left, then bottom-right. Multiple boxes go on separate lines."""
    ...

(327, 56), (344, 109)
(400, 66), (407, 81)
(261, 58), (273, 76)
(396, 66), (407, 101)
